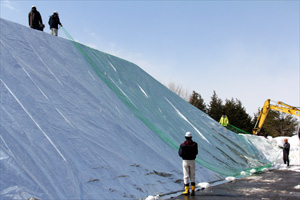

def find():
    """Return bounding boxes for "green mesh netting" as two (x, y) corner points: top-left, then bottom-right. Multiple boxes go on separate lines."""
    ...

(62, 28), (178, 149)
(62, 27), (278, 177)
(226, 124), (251, 135)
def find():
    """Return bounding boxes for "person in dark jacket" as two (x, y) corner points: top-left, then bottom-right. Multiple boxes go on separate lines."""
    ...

(178, 132), (198, 196)
(28, 6), (44, 31)
(283, 138), (290, 166)
(48, 11), (62, 36)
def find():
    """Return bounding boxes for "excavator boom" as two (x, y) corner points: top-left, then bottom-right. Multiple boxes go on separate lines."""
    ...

(253, 99), (300, 134)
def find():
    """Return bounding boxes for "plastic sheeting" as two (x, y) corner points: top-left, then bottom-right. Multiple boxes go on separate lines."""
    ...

(0, 18), (279, 199)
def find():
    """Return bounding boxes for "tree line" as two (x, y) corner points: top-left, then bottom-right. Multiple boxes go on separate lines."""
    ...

(167, 83), (298, 137)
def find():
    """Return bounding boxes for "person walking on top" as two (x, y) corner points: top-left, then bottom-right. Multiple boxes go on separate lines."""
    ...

(219, 114), (229, 127)
(178, 132), (198, 196)
(283, 138), (290, 167)
(48, 11), (62, 36)
(28, 6), (44, 31)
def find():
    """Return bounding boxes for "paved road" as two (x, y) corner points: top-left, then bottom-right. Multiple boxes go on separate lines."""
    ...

(169, 169), (300, 200)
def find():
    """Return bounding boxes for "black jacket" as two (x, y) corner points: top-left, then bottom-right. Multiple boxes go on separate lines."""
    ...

(48, 14), (62, 29)
(283, 142), (290, 155)
(28, 9), (43, 29)
(178, 140), (198, 160)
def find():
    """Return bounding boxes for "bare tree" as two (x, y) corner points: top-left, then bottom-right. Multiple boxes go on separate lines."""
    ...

(167, 82), (191, 101)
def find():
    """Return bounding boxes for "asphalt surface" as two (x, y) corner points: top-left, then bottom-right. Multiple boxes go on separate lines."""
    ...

(169, 169), (300, 200)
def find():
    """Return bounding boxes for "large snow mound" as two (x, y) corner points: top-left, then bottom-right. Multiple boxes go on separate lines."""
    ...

(0, 18), (280, 199)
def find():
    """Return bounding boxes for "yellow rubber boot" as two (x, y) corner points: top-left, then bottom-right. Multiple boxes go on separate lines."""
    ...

(191, 185), (195, 196)
(182, 185), (190, 195)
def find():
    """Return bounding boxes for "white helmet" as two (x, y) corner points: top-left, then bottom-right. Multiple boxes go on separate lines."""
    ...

(185, 132), (192, 137)
(53, 11), (58, 15)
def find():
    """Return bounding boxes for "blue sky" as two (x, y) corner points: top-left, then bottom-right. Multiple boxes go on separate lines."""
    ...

(1, 0), (299, 117)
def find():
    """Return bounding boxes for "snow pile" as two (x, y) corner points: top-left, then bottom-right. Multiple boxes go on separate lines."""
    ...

(145, 195), (160, 200)
(240, 171), (247, 175)
(241, 134), (300, 168)
(225, 176), (236, 182)
(197, 182), (210, 189)
(0, 18), (291, 200)
(271, 135), (300, 166)
(261, 168), (269, 172)
(294, 185), (300, 189)
(241, 134), (282, 164)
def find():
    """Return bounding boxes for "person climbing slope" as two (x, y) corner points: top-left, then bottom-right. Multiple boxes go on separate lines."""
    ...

(28, 6), (44, 31)
(48, 11), (62, 36)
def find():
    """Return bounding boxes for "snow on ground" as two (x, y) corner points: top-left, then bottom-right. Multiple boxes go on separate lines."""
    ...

(242, 134), (300, 169)
(248, 134), (300, 175)
(1, 18), (299, 200)
(271, 135), (300, 166)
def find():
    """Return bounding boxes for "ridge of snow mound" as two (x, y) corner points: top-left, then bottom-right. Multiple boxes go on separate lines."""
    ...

(0, 18), (281, 199)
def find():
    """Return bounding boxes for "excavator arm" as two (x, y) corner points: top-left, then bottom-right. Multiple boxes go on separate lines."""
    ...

(253, 99), (300, 134)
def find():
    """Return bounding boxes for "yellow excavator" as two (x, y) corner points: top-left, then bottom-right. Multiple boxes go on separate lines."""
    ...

(253, 99), (300, 135)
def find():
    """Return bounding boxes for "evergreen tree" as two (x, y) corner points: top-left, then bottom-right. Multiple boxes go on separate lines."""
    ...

(189, 91), (207, 113)
(207, 91), (223, 121)
(224, 98), (253, 133)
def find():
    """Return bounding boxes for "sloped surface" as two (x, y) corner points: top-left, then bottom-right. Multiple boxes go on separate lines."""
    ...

(0, 18), (277, 199)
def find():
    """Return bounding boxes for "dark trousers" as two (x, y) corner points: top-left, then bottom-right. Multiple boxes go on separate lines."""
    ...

(283, 153), (289, 166)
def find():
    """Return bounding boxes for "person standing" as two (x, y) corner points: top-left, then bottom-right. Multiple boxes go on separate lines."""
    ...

(28, 6), (44, 31)
(219, 114), (229, 127)
(48, 11), (62, 36)
(283, 138), (290, 167)
(178, 132), (198, 196)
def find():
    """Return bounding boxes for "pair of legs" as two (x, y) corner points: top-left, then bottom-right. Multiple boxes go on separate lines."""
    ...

(50, 28), (58, 36)
(283, 153), (289, 166)
(182, 160), (196, 195)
